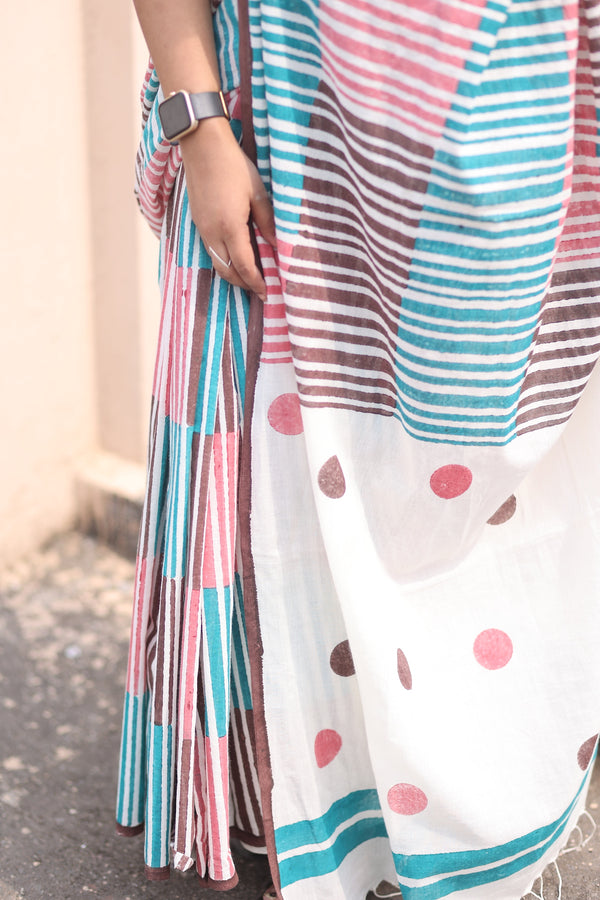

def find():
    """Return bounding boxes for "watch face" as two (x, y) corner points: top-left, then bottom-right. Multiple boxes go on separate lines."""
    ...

(159, 93), (193, 142)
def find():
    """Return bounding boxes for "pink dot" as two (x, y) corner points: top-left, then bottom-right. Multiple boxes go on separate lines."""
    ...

(430, 465), (472, 499)
(314, 729), (342, 768)
(473, 629), (513, 670)
(267, 393), (303, 435)
(387, 783), (428, 815)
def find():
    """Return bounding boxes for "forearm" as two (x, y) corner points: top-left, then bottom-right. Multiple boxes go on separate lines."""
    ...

(132, 0), (221, 94)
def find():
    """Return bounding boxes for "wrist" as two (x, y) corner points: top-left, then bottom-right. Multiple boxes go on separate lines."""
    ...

(179, 114), (235, 151)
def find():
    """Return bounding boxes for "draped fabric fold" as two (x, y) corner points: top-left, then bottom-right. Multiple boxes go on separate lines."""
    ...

(117, 1), (600, 897)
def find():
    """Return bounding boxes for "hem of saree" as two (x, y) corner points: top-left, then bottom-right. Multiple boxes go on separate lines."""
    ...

(115, 822), (144, 837)
(144, 864), (170, 881)
(197, 872), (240, 890)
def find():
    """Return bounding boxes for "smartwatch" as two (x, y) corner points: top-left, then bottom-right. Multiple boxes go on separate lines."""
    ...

(158, 90), (231, 144)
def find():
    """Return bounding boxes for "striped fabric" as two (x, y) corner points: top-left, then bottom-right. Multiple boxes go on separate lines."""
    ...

(116, 1), (264, 885)
(117, 1), (600, 898)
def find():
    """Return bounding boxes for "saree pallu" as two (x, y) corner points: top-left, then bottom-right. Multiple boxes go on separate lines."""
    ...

(117, 1), (600, 898)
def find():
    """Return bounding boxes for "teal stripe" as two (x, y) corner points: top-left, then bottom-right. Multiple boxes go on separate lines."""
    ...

(394, 407), (516, 441)
(152, 412), (170, 556)
(457, 71), (570, 99)
(425, 175), (566, 207)
(163, 423), (193, 578)
(435, 142), (568, 172)
(396, 776), (589, 900)
(396, 771), (589, 881)
(279, 817), (389, 888)
(204, 586), (233, 737)
(117, 692), (145, 826)
(445, 110), (570, 136)
(146, 723), (173, 869)
(275, 789), (382, 853)
(231, 574), (252, 711)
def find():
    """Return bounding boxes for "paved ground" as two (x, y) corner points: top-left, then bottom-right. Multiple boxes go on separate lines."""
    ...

(0, 531), (599, 900)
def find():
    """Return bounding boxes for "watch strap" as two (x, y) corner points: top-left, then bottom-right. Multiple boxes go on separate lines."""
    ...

(189, 91), (230, 122)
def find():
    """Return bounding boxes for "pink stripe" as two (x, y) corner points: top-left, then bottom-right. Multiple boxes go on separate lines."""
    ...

(205, 735), (233, 880)
(128, 557), (148, 691)
(180, 589), (203, 735)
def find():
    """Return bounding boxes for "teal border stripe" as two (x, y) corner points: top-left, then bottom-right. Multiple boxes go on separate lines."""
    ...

(396, 769), (588, 880)
(279, 817), (389, 888)
(275, 789), (382, 852)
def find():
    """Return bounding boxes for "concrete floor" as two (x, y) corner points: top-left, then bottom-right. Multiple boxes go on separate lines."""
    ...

(0, 532), (599, 900)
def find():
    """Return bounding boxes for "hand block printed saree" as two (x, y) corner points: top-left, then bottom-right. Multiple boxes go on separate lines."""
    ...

(116, 1), (600, 898)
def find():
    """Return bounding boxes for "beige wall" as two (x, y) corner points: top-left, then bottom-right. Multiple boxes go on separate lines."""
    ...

(0, 1), (159, 567)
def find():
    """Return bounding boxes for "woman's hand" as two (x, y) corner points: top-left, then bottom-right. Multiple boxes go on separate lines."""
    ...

(179, 116), (276, 300)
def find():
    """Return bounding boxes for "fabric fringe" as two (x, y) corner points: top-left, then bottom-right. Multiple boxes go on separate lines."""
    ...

(522, 809), (597, 900)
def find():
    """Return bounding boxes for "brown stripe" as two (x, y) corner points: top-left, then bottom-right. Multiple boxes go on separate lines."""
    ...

(153, 577), (178, 726)
(173, 738), (194, 853)
(285, 264), (407, 323)
(228, 719), (252, 833)
(537, 301), (600, 327)
(550, 266), (600, 288)
(516, 398), (585, 428)
(299, 397), (396, 417)
(516, 412), (573, 436)
(294, 343), (395, 374)
(287, 289), (401, 333)
(196, 871), (240, 890)
(115, 821), (144, 837)
(145, 864), (171, 881)
(186, 268), (215, 426)
(235, 707), (263, 829)
(214, 326), (238, 435)
(298, 368), (396, 391)
(288, 320), (398, 356)
(322, 80), (435, 165)
(298, 381), (396, 406)
(166, 166), (187, 256)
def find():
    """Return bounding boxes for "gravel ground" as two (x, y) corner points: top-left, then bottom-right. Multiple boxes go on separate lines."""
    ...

(0, 531), (599, 900)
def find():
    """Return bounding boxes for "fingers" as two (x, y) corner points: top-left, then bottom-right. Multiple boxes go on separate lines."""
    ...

(227, 225), (267, 300)
(249, 173), (277, 249)
(204, 229), (267, 301)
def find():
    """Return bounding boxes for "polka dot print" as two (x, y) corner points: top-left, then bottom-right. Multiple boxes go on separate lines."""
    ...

(388, 783), (428, 815)
(318, 456), (346, 499)
(330, 640), (355, 677)
(473, 629), (513, 670)
(267, 393), (303, 435)
(397, 648), (413, 690)
(430, 464), (472, 499)
(577, 735), (598, 770)
(314, 729), (342, 768)
(487, 495), (517, 526)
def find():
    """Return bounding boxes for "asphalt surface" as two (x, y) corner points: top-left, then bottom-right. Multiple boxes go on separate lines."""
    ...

(0, 531), (599, 900)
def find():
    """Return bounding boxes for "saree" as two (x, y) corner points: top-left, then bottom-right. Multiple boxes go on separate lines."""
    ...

(116, 1), (600, 898)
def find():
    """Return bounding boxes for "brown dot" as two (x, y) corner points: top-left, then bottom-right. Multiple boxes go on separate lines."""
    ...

(330, 640), (355, 677)
(577, 734), (598, 770)
(397, 648), (413, 690)
(318, 455), (346, 499)
(487, 494), (517, 525)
